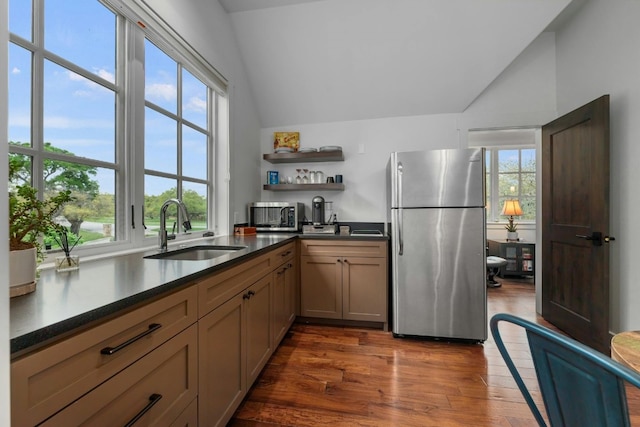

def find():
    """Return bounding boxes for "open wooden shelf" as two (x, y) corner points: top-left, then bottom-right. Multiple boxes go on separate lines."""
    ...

(263, 183), (345, 191)
(263, 151), (344, 164)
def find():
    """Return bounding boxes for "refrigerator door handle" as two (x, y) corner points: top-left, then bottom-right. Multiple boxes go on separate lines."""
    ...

(397, 162), (404, 255)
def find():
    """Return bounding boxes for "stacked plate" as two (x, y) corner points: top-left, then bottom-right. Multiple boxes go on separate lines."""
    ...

(319, 145), (342, 152)
(298, 147), (317, 153)
(274, 147), (294, 153)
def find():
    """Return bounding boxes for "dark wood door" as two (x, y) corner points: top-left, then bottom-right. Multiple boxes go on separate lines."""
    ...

(541, 95), (612, 354)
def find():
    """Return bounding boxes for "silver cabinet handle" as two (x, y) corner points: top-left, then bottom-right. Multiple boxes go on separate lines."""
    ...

(397, 162), (404, 256)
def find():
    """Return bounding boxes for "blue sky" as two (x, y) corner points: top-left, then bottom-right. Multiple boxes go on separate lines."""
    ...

(8, 0), (208, 196)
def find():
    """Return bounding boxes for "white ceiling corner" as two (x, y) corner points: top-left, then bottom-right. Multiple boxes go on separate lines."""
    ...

(223, 0), (576, 128)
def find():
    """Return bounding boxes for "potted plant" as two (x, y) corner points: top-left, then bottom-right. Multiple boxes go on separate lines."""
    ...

(9, 161), (73, 297)
(505, 221), (519, 242)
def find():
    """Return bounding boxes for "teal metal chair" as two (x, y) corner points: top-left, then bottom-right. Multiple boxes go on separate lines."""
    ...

(490, 313), (640, 427)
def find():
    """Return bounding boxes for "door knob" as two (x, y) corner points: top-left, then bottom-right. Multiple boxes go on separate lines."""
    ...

(575, 232), (615, 246)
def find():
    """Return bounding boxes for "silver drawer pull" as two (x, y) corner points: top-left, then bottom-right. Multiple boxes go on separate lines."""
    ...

(100, 323), (162, 355)
(124, 393), (162, 427)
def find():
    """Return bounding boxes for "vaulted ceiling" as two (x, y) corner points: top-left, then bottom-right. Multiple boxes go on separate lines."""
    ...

(219, 0), (577, 128)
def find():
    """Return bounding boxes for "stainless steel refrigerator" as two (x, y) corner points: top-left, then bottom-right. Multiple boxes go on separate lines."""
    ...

(387, 148), (487, 341)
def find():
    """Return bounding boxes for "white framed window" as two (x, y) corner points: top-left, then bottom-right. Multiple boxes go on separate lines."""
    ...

(470, 128), (538, 224)
(142, 38), (212, 240)
(8, 0), (227, 260)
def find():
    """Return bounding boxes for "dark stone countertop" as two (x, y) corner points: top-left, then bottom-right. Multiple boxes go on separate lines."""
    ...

(10, 231), (388, 356)
(9, 234), (295, 356)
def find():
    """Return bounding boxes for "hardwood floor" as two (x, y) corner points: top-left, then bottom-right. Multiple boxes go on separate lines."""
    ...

(229, 278), (640, 426)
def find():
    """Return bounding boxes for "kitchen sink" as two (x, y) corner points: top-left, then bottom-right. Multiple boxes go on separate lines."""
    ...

(144, 245), (247, 261)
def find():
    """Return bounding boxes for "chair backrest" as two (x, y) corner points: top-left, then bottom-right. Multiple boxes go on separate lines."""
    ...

(490, 313), (640, 427)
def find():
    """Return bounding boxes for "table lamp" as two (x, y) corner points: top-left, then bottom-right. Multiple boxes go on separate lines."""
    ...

(502, 199), (523, 241)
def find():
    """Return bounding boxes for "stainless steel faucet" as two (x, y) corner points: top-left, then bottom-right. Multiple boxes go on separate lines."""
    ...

(159, 198), (192, 251)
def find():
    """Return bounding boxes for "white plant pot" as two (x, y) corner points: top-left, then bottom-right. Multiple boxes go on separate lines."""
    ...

(10, 247), (37, 298)
(507, 231), (519, 241)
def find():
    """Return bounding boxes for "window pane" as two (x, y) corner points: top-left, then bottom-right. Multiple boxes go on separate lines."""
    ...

(145, 108), (177, 174)
(44, 162), (113, 245)
(521, 172), (536, 196)
(43, 60), (116, 161)
(182, 125), (207, 180)
(182, 69), (207, 128)
(8, 153), (32, 187)
(9, 44), (32, 147)
(498, 150), (519, 173)
(520, 197), (536, 220)
(183, 181), (208, 231)
(144, 175), (177, 237)
(44, 0), (116, 83)
(499, 174), (519, 196)
(521, 149), (536, 172)
(9, 0), (31, 41)
(145, 39), (177, 113)
(83, 168), (117, 244)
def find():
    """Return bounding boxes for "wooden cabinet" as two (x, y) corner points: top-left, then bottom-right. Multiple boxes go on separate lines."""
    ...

(487, 239), (535, 277)
(245, 274), (273, 385)
(40, 325), (198, 426)
(300, 255), (342, 319)
(198, 250), (273, 317)
(198, 273), (273, 427)
(342, 256), (388, 323)
(11, 285), (198, 427)
(300, 240), (388, 329)
(198, 291), (245, 427)
(198, 248), (285, 427)
(11, 240), (298, 427)
(272, 242), (297, 346)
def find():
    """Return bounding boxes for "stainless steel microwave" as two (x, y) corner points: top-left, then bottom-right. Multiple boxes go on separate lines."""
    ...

(248, 202), (305, 232)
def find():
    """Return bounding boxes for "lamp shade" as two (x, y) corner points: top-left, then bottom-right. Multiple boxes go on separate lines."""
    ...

(502, 199), (523, 216)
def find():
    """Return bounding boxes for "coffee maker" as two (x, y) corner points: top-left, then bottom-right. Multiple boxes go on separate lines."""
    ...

(312, 196), (325, 225)
(303, 196), (337, 234)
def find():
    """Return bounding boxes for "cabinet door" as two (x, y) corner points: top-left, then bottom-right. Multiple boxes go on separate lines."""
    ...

(272, 264), (287, 346)
(273, 259), (298, 347)
(342, 256), (388, 323)
(284, 259), (298, 326)
(246, 274), (273, 386)
(300, 255), (342, 319)
(198, 293), (246, 427)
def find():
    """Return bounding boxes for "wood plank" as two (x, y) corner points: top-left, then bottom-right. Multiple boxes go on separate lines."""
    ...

(229, 277), (638, 426)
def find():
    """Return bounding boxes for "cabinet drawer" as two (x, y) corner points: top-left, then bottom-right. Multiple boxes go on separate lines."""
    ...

(170, 397), (198, 427)
(198, 251), (273, 317)
(11, 285), (198, 427)
(270, 242), (295, 266)
(40, 324), (198, 426)
(301, 240), (386, 257)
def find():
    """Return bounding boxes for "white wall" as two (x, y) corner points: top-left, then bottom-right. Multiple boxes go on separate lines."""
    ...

(258, 30), (559, 225)
(260, 114), (460, 221)
(555, 0), (640, 332)
(1, 1), (10, 423)
(145, 0), (262, 228)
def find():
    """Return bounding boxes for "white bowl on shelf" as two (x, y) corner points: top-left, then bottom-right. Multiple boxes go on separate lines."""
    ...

(319, 145), (342, 152)
(274, 147), (294, 153)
